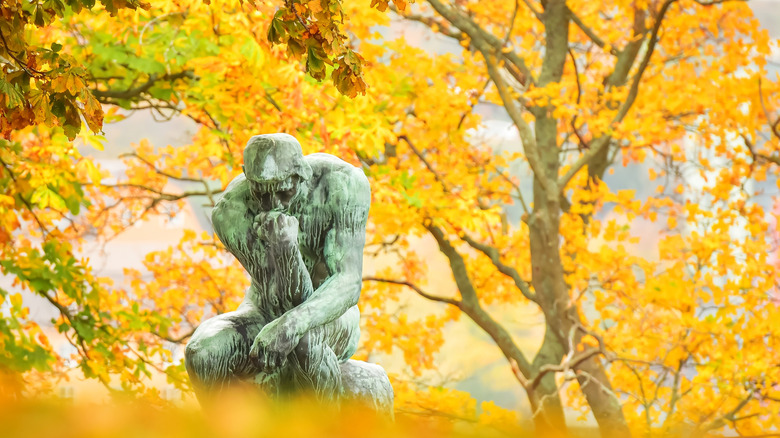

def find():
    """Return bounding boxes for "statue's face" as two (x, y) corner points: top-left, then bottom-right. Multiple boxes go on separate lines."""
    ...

(249, 175), (300, 212)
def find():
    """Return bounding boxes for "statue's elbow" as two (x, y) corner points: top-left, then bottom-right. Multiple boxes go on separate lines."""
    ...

(347, 275), (362, 306)
(211, 206), (225, 234)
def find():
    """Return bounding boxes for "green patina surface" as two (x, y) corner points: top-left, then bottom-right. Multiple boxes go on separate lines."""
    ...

(184, 134), (392, 415)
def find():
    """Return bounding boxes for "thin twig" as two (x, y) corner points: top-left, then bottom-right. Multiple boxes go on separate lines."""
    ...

(362, 277), (461, 307)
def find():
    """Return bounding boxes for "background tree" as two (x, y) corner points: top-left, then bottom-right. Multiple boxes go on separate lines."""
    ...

(2, 0), (780, 437)
(298, 0), (777, 436)
(257, 0), (780, 436)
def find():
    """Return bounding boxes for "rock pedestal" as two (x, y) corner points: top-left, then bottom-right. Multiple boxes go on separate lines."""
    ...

(340, 360), (394, 418)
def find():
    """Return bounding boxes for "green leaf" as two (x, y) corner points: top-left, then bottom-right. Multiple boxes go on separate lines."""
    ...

(29, 278), (53, 292)
(403, 192), (423, 208)
(267, 13), (287, 44)
(34, 6), (45, 27)
(64, 195), (81, 216)
(306, 46), (326, 80)
(0, 79), (24, 109)
(30, 186), (67, 210)
(149, 86), (173, 101)
(91, 44), (129, 64)
(126, 57), (166, 74)
(287, 39), (306, 58)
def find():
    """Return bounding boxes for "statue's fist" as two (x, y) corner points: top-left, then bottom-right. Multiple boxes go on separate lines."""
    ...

(254, 211), (299, 246)
(249, 316), (304, 374)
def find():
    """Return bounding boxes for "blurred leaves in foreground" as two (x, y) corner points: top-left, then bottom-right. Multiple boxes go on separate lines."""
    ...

(0, 391), (533, 438)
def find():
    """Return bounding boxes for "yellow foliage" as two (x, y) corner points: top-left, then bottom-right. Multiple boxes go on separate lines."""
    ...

(3, 0), (780, 436)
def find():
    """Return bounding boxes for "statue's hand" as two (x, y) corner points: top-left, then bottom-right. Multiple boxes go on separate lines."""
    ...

(249, 315), (304, 373)
(253, 211), (299, 247)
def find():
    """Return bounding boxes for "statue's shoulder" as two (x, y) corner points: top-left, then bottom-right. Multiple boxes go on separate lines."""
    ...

(216, 173), (251, 205)
(305, 154), (370, 208)
(212, 174), (252, 229)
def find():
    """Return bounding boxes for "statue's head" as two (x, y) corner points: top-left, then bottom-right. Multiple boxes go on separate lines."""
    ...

(243, 134), (312, 211)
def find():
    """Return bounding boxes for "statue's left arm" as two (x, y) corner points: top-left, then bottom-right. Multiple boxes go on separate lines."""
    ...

(287, 169), (370, 332)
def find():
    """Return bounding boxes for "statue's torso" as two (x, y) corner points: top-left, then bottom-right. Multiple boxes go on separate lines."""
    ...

(212, 153), (370, 319)
(291, 153), (370, 288)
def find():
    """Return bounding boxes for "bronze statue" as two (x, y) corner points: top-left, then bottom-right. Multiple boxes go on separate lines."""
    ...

(185, 134), (392, 414)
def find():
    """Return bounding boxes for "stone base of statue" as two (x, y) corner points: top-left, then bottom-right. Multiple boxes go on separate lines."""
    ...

(340, 360), (394, 418)
(252, 359), (394, 418)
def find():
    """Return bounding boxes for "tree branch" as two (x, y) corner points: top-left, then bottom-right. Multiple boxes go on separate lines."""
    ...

(0, 157), (49, 235)
(559, 0), (676, 190)
(613, 0), (676, 123)
(91, 70), (195, 101)
(568, 7), (615, 55)
(120, 152), (219, 205)
(694, 0), (747, 4)
(492, 165), (530, 216)
(459, 232), (537, 303)
(362, 277), (462, 307)
(503, 1), (522, 44)
(518, 0), (542, 20)
(120, 152), (207, 184)
(694, 389), (756, 435)
(153, 329), (195, 343)
(399, 135), (450, 191)
(661, 356), (690, 432)
(758, 77), (780, 140)
(426, 0), (535, 86)
(389, 4), (464, 40)
(426, 223), (479, 306)
(483, 53), (555, 198)
(0, 29), (46, 77)
(100, 183), (221, 204)
(426, 223), (534, 379)
(529, 347), (604, 390)
(457, 76), (492, 130)
(743, 134), (780, 167)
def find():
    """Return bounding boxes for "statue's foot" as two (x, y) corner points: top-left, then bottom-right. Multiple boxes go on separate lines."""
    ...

(339, 359), (394, 419)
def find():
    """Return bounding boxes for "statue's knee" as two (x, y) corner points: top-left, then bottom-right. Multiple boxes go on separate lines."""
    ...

(185, 341), (208, 384)
(185, 318), (238, 383)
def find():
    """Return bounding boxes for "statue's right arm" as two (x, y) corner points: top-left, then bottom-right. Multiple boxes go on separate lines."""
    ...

(211, 174), (255, 259)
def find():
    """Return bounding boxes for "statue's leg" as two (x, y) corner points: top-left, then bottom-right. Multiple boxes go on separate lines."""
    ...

(324, 304), (361, 361)
(287, 328), (343, 400)
(185, 307), (266, 401)
(286, 305), (361, 400)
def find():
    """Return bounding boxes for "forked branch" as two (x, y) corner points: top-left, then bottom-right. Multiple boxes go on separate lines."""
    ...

(559, 0), (677, 191)
(459, 232), (537, 303)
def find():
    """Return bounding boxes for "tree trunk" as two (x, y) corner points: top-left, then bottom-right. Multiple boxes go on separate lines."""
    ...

(529, 326), (567, 435)
(525, 1), (633, 435)
(529, 174), (631, 437)
(574, 354), (630, 437)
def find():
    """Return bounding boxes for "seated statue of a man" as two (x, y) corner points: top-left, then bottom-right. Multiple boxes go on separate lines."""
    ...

(185, 133), (372, 403)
